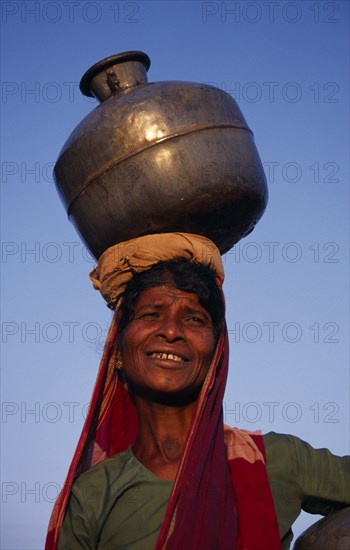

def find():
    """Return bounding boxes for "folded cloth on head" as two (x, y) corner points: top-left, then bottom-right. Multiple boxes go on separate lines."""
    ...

(89, 232), (225, 308)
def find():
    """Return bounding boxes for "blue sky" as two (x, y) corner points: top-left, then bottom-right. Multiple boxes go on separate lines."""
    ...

(1, 1), (349, 548)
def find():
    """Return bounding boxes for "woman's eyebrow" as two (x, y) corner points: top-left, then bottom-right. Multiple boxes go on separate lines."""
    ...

(135, 303), (164, 312)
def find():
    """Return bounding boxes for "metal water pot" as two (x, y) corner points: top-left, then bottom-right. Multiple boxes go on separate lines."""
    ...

(54, 51), (268, 259)
(294, 507), (350, 549)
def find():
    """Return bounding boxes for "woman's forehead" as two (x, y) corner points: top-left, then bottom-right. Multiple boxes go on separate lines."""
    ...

(135, 284), (204, 308)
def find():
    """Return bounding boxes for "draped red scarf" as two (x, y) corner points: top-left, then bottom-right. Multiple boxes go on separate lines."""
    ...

(46, 309), (280, 549)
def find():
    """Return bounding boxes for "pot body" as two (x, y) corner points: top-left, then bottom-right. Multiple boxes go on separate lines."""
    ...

(294, 507), (350, 550)
(54, 53), (267, 259)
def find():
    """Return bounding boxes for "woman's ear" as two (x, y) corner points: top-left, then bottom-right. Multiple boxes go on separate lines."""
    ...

(115, 354), (123, 371)
(113, 343), (129, 387)
(113, 337), (123, 370)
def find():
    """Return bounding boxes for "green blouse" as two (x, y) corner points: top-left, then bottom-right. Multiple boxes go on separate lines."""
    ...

(57, 432), (350, 549)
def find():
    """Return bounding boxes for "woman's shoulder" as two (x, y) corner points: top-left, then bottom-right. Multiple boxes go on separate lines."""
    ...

(262, 431), (322, 466)
(73, 448), (133, 491)
(263, 431), (298, 450)
(262, 431), (350, 488)
(262, 430), (347, 458)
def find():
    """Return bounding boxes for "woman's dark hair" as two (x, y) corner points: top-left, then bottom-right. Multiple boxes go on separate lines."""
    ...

(117, 259), (225, 342)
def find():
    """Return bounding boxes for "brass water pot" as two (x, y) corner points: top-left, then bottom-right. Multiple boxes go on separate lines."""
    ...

(54, 51), (268, 259)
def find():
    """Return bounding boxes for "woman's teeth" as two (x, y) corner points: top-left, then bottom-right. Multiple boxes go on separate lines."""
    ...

(151, 352), (183, 362)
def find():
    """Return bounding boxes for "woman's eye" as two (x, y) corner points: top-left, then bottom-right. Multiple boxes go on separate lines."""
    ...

(188, 316), (205, 325)
(138, 311), (159, 320)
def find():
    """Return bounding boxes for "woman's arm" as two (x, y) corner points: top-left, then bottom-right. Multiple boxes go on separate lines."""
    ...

(263, 432), (350, 548)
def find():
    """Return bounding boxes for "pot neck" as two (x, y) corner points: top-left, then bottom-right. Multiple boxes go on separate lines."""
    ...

(80, 51), (150, 103)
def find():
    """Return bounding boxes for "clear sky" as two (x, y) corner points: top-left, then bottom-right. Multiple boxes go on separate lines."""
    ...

(1, 1), (349, 548)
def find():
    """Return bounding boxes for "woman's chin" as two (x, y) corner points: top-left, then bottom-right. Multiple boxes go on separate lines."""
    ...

(129, 382), (201, 407)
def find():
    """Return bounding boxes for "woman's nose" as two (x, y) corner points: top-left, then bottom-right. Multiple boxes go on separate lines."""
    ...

(157, 314), (185, 341)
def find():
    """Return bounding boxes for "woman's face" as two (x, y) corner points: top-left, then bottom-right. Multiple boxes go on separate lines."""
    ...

(120, 284), (216, 403)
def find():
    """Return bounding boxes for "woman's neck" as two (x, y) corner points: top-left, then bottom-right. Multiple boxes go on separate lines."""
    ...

(132, 398), (196, 480)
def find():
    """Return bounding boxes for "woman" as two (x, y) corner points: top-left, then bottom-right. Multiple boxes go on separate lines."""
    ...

(47, 233), (349, 550)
